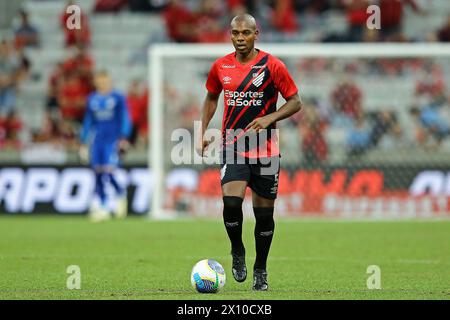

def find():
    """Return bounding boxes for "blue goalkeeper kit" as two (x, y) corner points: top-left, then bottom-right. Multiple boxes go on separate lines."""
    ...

(80, 90), (131, 208)
(80, 90), (131, 167)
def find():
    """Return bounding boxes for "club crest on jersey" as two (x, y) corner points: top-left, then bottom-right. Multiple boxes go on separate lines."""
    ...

(223, 76), (232, 84)
(252, 71), (265, 87)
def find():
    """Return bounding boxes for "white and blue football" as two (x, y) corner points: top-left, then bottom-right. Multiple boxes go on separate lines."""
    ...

(190, 259), (226, 293)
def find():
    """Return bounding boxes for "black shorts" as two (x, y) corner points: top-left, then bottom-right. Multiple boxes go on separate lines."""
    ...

(220, 156), (280, 200)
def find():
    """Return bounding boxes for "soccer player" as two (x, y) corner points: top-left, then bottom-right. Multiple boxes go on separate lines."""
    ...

(199, 14), (302, 291)
(80, 70), (131, 222)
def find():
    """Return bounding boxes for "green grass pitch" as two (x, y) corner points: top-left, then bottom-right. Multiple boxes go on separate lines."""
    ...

(0, 216), (449, 300)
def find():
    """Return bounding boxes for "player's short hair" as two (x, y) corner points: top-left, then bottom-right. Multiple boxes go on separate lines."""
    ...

(231, 14), (257, 30)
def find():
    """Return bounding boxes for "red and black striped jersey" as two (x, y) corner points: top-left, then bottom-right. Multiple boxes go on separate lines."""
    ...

(206, 49), (298, 158)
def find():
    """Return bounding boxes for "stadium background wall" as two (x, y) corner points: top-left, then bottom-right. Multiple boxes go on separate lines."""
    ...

(0, 165), (449, 218)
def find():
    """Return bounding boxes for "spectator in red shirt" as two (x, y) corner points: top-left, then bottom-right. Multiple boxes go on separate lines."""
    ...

(6, 110), (22, 148)
(61, 0), (91, 47)
(94, 0), (127, 13)
(63, 46), (94, 75)
(331, 79), (363, 119)
(227, 0), (256, 15)
(164, 0), (199, 42)
(379, 0), (422, 41)
(58, 72), (89, 122)
(300, 104), (328, 164)
(271, 0), (299, 34)
(127, 79), (149, 146)
(196, 0), (228, 43)
(63, 45), (95, 94)
(14, 10), (40, 49)
(342, 0), (370, 42)
(227, 0), (243, 11)
(0, 111), (22, 149)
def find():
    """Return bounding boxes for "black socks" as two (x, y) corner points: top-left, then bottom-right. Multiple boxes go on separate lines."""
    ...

(223, 197), (275, 270)
(223, 196), (245, 255)
(253, 207), (275, 271)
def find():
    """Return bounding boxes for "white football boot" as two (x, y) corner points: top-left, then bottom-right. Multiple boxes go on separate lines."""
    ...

(115, 196), (128, 219)
(89, 203), (111, 222)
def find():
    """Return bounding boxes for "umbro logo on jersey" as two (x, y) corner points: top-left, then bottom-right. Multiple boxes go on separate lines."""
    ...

(222, 64), (236, 69)
(252, 71), (265, 87)
(223, 76), (232, 84)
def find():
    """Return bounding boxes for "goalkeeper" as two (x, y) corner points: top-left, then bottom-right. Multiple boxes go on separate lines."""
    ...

(79, 70), (131, 221)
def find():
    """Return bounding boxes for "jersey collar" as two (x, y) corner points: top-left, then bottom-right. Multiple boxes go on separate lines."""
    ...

(233, 49), (262, 67)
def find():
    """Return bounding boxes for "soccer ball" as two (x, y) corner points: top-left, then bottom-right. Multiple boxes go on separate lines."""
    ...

(190, 259), (226, 293)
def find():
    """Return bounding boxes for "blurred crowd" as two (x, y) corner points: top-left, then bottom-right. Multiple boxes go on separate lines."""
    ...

(35, 39), (149, 151)
(92, 0), (450, 43)
(0, 0), (449, 164)
(1, 1), (149, 152)
(0, 36), (30, 149)
(294, 58), (449, 164)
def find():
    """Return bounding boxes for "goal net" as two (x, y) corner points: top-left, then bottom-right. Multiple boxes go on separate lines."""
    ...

(148, 43), (450, 220)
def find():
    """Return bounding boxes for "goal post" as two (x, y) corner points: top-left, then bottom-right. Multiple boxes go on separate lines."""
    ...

(148, 43), (450, 220)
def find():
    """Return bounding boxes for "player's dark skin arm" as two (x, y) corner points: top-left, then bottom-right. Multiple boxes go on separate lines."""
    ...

(198, 91), (220, 155)
(246, 94), (302, 132)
